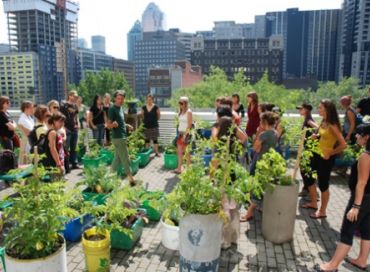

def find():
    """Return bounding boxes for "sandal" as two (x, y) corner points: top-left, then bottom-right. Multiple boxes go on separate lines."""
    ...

(300, 204), (318, 210)
(314, 264), (338, 272)
(310, 212), (327, 219)
(344, 257), (368, 271)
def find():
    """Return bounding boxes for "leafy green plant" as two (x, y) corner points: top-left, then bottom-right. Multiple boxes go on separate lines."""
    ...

(4, 167), (71, 259)
(77, 166), (121, 194)
(165, 135), (258, 217)
(84, 139), (101, 159)
(164, 145), (177, 154)
(254, 148), (294, 191)
(127, 124), (146, 155)
(91, 188), (147, 237)
(300, 133), (322, 179)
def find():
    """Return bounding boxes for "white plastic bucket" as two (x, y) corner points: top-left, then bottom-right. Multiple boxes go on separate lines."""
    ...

(179, 213), (222, 272)
(5, 239), (67, 272)
(160, 217), (179, 250)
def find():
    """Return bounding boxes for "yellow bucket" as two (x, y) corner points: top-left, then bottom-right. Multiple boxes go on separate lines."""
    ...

(82, 227), (110, 272)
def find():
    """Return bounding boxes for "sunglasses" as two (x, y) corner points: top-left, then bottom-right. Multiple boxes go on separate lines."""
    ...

(53, 106), (59, 109)
(178, 102), (184, 105)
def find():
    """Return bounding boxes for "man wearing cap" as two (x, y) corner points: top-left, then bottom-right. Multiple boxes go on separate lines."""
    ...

(106, 90), (136, 186)
(60, 90), (80, 171)
(356, 87), (370, 117)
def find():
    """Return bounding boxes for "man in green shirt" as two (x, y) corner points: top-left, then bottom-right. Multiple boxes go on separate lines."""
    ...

(107, 90), (135, 185)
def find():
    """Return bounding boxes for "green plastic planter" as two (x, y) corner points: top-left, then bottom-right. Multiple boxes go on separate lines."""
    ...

(164, 152), (178, 170)
(137, 148), (153, 168)
(82, 156), (104, 170)
(118, 156), (140, 176)
(81, 188), (110, 205)
(110, 218), (144, 250)
(139, 191), (165, 221)
(100, 149), (114, 165)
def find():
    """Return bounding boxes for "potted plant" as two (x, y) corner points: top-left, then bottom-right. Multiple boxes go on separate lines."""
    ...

(91, 189), (148, 250)
(77, 128), (88, 163)
(3, 167), (69, 272)
(163, 145), (178, 170)
(255, 148), (298, 244)
(77, 166), (121, 205)
(126, 98), (139, 114)
(61, 189), (95, 242)
(128, 125), (152, 168)
(82, 227), (110, 272)
(99, 144), (115, 165)
(334, 144), (361, 168)
(166, 137), (256, 272)
(138, 190), (166, 222)
(82, 140), (104, 169)
(160, 191), (183, 251)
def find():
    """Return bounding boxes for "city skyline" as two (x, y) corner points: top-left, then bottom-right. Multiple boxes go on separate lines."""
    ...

(0, 0), (342, 59)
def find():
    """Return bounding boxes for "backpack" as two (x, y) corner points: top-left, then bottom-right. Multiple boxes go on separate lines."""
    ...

(0, 150), (17, 175)
(28, 125), (47, 154)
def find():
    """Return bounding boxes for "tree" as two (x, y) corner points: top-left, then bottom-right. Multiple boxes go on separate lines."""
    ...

(71, 69), (133, 105)
(170, 66), (368, 112)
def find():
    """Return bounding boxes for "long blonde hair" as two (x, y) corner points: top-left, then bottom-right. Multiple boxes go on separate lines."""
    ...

(178, 96), (189, 116)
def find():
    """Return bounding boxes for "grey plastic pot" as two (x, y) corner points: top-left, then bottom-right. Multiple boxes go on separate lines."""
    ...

(262, 182), (299, 244)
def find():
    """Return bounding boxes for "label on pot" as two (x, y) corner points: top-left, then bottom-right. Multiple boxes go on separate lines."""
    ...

(179, 214), (222, 263)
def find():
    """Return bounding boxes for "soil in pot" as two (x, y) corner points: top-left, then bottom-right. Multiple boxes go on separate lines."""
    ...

(6, 234), (64, 260)
(84, 233), (106, 241)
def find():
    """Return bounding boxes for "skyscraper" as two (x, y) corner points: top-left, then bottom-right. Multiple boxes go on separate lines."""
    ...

(266, 8), (341, 82)
(78, 38), (88, 49)
(2, 0), (79, 103)
(91, 35), (106, 53)
(127, 20), (143, 61)
(141, 2), (166, 32)
(340, 0), (370, 86)
(134, 31), (186, 98)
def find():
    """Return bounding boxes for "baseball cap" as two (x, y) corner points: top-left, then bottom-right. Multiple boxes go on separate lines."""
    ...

(296, 103), (313, 111)
(68, 90), (78, 97)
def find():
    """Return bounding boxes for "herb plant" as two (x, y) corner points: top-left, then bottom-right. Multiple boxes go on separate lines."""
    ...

(4, 167), (71, 259)
(77, 166), (121, 194)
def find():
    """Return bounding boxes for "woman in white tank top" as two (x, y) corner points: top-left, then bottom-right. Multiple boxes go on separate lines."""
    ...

(175, 97), (193, 174)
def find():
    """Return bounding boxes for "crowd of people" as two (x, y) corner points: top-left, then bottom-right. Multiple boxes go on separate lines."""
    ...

(0, 86), (369, 271)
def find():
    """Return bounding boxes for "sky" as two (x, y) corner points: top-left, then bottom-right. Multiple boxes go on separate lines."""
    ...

(0, 0), (342, 59)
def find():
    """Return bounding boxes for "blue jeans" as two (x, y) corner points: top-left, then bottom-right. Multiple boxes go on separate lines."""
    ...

(66, 129), (78, 166)
(92, 124), (105, 146)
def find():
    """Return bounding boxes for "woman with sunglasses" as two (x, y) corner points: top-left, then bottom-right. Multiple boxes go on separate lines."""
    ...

(319, 124), (370, 272)
(175, 97), (192, 174)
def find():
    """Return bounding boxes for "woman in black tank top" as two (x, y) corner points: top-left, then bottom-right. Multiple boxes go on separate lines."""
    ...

(319, 124), (370, 272)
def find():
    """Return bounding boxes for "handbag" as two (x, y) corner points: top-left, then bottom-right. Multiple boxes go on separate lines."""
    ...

(12, 134), (21, 148)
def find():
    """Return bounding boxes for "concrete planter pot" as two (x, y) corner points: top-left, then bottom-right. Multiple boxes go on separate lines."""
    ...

(262, 182), (299, 244)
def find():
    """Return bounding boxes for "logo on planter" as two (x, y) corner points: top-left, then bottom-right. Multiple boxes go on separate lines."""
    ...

(188, 229), (203, 246)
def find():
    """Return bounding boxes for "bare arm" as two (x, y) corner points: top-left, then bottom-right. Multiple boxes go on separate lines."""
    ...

(354, 153), (370, 206)
(253, 135), (262, 153)
(346, 110), (356, 140)
(157, 107), (161, 120)
(88, 111), (96, 129)
(236, 127), (248, 144)
(308, 120), (319, 129)
(48, 131), (62, 166)
(187, 111), (193, 131)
